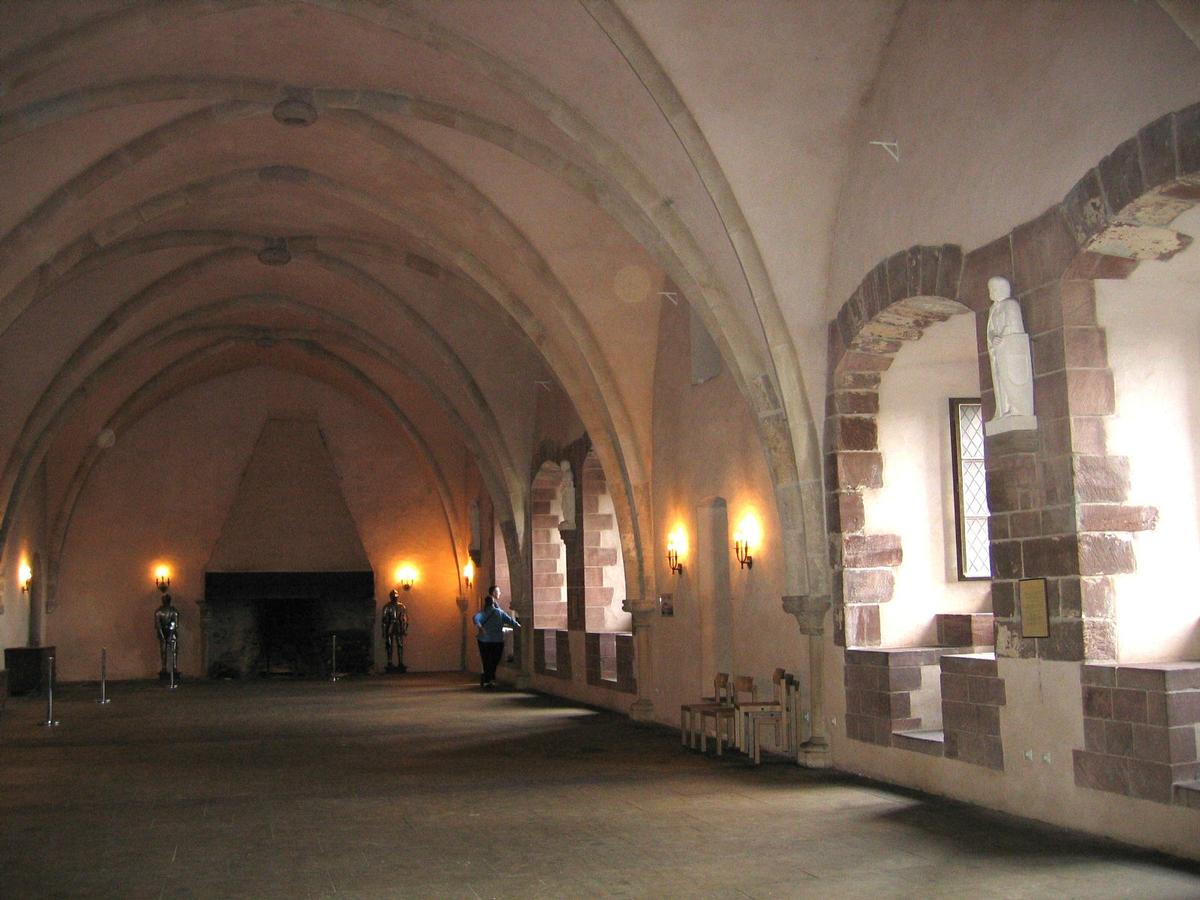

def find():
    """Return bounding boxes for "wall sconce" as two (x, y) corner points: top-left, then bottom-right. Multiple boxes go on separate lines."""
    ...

(18, 561), (31, 593)
(462, 560), (474, 590)
(733, 536), (753, 569)
(667, 525), (687, 575)
(395, 564), (418, 592)
(733, 513), (762, 570)
(154, 564), (171, 593)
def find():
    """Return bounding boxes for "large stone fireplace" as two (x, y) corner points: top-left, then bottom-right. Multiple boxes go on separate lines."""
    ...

(204, 571), (374, 678)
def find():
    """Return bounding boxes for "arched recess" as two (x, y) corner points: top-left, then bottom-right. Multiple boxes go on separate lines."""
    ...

(581, 450), (630, 633)
(825, 244), (971, 648)
(530, 461), (569, 633)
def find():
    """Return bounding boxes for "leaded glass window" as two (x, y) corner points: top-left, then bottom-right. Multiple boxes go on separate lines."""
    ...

(950, 399), (991, 580)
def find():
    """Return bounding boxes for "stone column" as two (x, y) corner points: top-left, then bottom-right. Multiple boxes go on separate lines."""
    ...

(785, 594), (832, 768)
(628, 603), (655, 721)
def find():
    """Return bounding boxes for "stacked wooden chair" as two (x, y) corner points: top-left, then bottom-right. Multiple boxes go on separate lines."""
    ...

(740, 672), (801, 765)
(695, 675), (758, 756)
(680, 673), (730, 750)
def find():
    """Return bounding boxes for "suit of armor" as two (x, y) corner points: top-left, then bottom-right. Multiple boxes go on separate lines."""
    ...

(383, 590), (409, 672)
(155, 595), (180, 678)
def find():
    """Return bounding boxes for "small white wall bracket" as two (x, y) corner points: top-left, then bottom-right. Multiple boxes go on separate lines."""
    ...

(870, 140), (900, 163)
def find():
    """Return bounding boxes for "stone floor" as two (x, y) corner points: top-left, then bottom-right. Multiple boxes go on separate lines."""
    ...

(1, 674), (1198, 899)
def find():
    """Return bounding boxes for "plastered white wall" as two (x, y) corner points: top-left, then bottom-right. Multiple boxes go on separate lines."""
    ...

(1096, 206), (1200, 662)
(867, 314), (990, 647)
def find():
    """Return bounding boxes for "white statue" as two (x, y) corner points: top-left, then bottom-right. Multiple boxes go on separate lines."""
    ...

(984, 276), (1036, 435)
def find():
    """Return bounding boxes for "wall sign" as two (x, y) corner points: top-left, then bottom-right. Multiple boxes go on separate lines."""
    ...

(1019, 578), (1049, 638)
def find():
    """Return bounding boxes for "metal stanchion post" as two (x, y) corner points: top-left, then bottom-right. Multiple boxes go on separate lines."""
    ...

(168, 664), (177, 691)
(97, 647), (111, 705)
(40, 655), (60, 727)
(330, 634), (340, 682)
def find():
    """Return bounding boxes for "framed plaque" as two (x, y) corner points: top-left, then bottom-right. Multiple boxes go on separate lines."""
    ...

(658, 593), (674, 617)
(1019, 578), (1049, 638)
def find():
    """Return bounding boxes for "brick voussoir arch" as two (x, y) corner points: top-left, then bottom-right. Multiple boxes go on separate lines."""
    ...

(827, 100), (1200, 655)
(826, 244), (970, 648)
(958, 100), (1200, 664)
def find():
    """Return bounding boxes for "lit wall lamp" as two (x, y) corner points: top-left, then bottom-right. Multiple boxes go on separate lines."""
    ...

(667, 525), (687, 575)
(154, 564), (171, 593)
(733, 513), (762, 570)
(395, 564), (418, 592)
(462, 560), (475, 590)
(18, 561), (32, 593)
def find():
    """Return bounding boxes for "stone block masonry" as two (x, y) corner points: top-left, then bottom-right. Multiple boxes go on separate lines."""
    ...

(1073, 663), (1200, 806)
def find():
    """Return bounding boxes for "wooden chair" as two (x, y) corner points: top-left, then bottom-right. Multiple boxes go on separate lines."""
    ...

(734, 668), (787, 753)
(680, 673), (730, 750)
(697, 675), (757, 756)
(744, 674), (800, 765)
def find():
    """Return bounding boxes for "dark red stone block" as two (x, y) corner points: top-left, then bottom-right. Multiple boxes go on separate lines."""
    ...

(887, 665), (922, 692)
(941, 654), (999, 677)
(1167, 691), (1200, 727)
(842, 533), (902, 568)
(1083, 716), (1106, 752)
(1170, 724), (1198, 763)
(941, 672), (970, 703)
(989, 540), (1023, 580)
(1073, 749), (1129, 795)
(990, 581), (1016, 618)
(1079, 504), (1158, 533)
(834, 452), (884, 490)
(1126, 758), (1174, 803)
(886, 250), (909, 304)
(936, 244), (964, 301)
(1073, 456), (1130, 504)
(958, 235), (1013, 312)
(1060, 169), (1108, 246)
(1131, 723), (1170, 764)
(1066, 369), (1116, 418)
(845, 605), (881, 648)
(1022, 535), (1077, 577)
(1081, 664), (1117, 686)
(1176, 101), (1200, 177)
(1078, 533), (1135, 576)
(1138, 112), (1177, 189)
(827, 415), (878, 452)
(1112, 688), (1148, 723)
(1098, 136), (1145, 216)
(968, 676), (1007, 707)
(1013, 206), (1079, 291)
(1103, 719), (1134, 757)
(976, 704), (1001, 736)
(1083, 685), (1113, 718)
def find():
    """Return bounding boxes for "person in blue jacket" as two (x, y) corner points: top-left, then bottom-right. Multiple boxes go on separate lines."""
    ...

(473, 585), (519, 688)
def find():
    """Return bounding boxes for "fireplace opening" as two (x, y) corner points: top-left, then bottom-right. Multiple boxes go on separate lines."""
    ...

(205, 571), (374, 679)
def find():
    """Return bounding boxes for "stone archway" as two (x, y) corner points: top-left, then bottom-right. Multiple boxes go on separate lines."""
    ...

(825, 244), (971, 648)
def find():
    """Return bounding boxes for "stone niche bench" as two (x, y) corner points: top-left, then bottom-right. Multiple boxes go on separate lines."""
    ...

(844, 612), (1006, 769)
(1074, 662), (1200, 808)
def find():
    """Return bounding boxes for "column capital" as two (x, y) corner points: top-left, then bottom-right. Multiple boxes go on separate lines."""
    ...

(783, 594), (830, 636)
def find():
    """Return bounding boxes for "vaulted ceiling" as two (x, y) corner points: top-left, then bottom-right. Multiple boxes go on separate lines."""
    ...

(0, 1), (909, 593)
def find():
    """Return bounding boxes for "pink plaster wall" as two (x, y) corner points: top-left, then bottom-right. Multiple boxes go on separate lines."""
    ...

(649, 296), (799, 725)
(45, 367), (466, 681)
